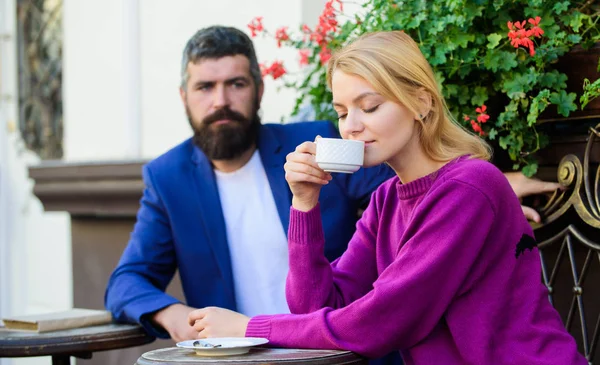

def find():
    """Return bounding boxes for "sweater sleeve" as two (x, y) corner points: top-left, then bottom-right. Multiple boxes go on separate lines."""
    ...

(285, 198), (380, 314)
(247, 180), (496, 359)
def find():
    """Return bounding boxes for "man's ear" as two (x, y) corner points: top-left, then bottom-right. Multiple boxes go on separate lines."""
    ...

(257, 81), (265, 104)
(416, 88), (432, 120)
(179, 87), (187, 107)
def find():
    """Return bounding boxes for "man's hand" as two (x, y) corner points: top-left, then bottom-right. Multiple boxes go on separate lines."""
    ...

(152, 303), (199, 343)
(188, 307), (250, 338)
(521, 205), (543, 223)
(504, 172), (562, 199)
(504, 172), (563, 223)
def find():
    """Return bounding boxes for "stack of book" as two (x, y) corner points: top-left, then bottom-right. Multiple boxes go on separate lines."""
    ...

(1, 308), (112, 333)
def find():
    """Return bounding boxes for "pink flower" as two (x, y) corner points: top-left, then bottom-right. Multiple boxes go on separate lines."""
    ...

(475, 105), (490, 124)
(299, 49), (311, 66)
(275, 27), (289, 47)
(507, 17), (543, 57)
(319, 47), (332, 65)
(261, 61), (287, 80)
(247, 16), (264, 37)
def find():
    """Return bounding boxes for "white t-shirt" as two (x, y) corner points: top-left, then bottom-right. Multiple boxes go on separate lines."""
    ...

(214, 150), (291, 316)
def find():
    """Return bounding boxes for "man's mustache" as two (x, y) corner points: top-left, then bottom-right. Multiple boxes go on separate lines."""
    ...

(202, 107), (248, 126)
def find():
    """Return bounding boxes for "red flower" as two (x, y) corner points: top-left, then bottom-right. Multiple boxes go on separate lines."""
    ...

(274, 27), (289, 47)
(319, 47), (332, 65)
(475, 105), (490, 124)
(306, 0), (342, 47)
(470, 120), (485, 136)
(247, 16), (264, 38)
(528, 16), (541, 26)
(507, 17), (543, 57)
(528, 17), (544, 38)
(477, 114), (490, 123)
(261, 61), (287, 80)
(463, 115), (471, 121)
(299, 49), (311, 66)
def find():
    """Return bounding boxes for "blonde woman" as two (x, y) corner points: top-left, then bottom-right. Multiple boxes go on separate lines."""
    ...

(188, 31), (585, 364)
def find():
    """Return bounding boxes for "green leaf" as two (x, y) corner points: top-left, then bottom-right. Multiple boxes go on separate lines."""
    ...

(498, 135), (513, 150)
(521, 163), (538, 177)
(483, 51), (503, 72)
(552, 1), (570, 15)
(483, 50), (517, 73)
(566, 34), (582, 44)
(528, 89), (551, 126)
(445, 83), (459, 97)
(569, 12), (585, 32)
(549, 90), (577, 117)
(538, 70), (568, 89)
(430, 47), (448, 65)
(486, 33), (503, 49)
(405, 13), (427, 29)
(488, 128), (497, 140)
(581, 78), (600, 110)
(452, 33), (475, 48)
(470, 86), (488, 106)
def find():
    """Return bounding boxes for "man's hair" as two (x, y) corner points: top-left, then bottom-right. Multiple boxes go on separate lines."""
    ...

(180, 26), (262, 93)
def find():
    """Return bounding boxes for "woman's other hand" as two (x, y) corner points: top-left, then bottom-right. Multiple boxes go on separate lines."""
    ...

(188, 307), (250, 338)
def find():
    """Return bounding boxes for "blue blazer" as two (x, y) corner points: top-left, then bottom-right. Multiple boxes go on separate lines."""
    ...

(105, 121), (394, 337)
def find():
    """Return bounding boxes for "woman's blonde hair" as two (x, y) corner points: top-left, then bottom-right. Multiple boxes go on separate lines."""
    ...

(326, 31), (491, 162)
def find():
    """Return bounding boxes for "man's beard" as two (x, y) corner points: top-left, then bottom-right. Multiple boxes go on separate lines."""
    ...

(188, 105), (260, 161)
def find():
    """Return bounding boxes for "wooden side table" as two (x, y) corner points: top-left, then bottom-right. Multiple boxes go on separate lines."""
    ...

(0, 323), (154, 365)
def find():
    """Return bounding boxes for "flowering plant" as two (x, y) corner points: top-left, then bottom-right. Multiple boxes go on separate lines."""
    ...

(251, 0), (600, 176)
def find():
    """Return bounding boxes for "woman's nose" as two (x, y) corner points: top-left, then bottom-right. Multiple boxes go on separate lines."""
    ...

(341, 112), (364, 137)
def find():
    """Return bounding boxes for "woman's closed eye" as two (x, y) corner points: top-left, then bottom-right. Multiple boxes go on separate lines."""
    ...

(363, 105), (379, 113)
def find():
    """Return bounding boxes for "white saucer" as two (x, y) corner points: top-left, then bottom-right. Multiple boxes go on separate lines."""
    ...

(176, 337), (269, 356)
(316, 162), (361, 174)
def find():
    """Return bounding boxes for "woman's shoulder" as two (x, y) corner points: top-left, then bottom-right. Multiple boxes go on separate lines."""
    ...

(437, 157), (513, 203)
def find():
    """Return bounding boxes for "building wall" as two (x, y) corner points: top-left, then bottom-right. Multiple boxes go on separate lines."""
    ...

(63, 0), (334, 161)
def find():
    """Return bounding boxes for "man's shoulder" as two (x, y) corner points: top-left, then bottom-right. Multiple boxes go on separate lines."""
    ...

(145, 138), (195, 174)
(264, 120), (339, 139)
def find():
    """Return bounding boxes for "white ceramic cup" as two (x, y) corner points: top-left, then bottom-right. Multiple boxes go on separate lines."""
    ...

(315, 138), (364, 173)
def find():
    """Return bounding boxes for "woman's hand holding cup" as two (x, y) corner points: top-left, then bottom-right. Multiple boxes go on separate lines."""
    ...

(284, 137), (332, 212)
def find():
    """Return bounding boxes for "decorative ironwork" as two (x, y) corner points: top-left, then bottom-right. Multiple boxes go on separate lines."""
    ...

(534, 123), (600, 364)
(16, 0), (63, 159)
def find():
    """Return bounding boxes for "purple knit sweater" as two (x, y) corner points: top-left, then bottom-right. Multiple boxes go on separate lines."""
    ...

(245, 157), (586, 364)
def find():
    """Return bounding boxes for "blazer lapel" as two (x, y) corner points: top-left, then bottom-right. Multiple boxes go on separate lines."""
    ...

(190, 146), (235, 304)
(258, 126), (292, 234)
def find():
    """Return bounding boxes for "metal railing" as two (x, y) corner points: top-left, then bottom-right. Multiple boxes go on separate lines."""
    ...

(535, 123), (600, 364)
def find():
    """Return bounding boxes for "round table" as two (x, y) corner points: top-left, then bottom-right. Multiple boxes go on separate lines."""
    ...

(0, 323), (154, 365)
(135, 347), (368, 365)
